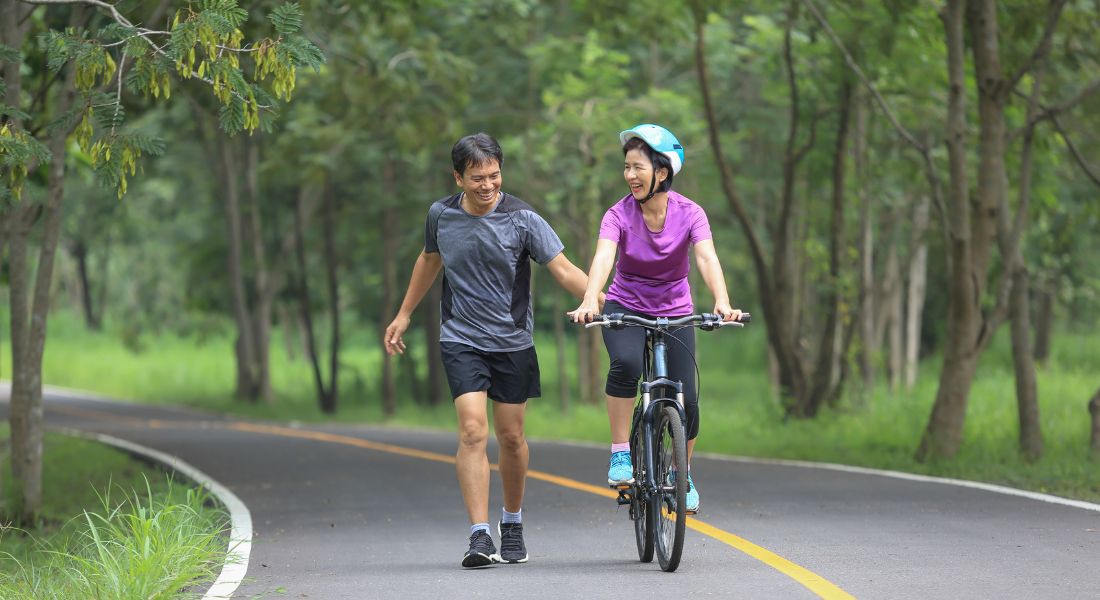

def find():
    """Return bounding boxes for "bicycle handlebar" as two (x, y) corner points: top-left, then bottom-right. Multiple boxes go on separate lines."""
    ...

(581, 312), (751, 330)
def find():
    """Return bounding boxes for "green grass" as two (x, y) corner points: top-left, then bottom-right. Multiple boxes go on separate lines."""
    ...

(10, 310), (1100, 502)
(0, 427), (228, 599)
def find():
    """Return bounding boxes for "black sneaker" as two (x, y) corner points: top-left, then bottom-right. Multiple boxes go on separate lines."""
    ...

(461, 530), (499, 568)
(497, 521), (528, 564)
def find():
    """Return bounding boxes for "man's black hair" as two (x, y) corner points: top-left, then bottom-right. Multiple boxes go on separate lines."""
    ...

(452, 133), (504, 176)
(623, 137), (673, 193)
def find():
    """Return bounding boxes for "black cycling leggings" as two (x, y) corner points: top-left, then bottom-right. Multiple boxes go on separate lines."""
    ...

(602, 300), (699, 440)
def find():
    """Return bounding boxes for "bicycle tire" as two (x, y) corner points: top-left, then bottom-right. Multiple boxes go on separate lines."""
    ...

(631, 404), (654, 563)
(653, 405), (687, 572)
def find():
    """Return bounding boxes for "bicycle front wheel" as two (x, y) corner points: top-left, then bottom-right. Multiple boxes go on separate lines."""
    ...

(654, 405), (688, 572)
(631, 404), (654, 563)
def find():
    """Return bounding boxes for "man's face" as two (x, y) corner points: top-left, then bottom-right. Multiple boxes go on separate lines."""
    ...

(454, 159), (502, 212)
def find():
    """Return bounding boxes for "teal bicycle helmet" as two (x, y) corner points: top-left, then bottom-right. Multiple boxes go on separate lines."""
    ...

(619, 124), (684, 175)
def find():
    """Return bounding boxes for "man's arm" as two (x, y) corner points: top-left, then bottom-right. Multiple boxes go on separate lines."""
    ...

(545, 252), (595, 301)
(383, 250), (443, 355)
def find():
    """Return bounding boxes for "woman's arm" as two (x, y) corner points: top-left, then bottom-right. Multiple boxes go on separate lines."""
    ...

(693, 239), (741, 321)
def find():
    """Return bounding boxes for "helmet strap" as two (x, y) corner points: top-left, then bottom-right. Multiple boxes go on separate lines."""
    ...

(637, 171), (658, 205)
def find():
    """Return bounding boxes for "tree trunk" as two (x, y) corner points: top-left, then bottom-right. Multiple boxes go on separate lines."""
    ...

(884, 247), (904, 391)
(1, 0), (29, 521)
(70, 240), (101, 330)
(321, 182), (341, 413)
(855, 89), (875, 394)
(919, 0), (1005, 461)
(10, 102), (75, 522)
(5, 7), (79, 520)
(423, 279), (444, 406)
(220, 137), (259, 402)
(7, 210), (35, 520)
(277, 302), (299, 361)
(775, 10), (811, 415)
(380, 161), (398, 415)
(917, 0), (976, 461)
(1089, 386), (1100, 461)
(1032, 284), (1054, 364)
(808, 79), (852, 416)
(379, 211), (397, 413)
(904, 197), (930, 390)
(693, 8), (805, 410)
(293, 183), (333, 414)
(553, 291), (570, 414)
(1010, 267), (1042, 460)
(244, 137), (273, 402)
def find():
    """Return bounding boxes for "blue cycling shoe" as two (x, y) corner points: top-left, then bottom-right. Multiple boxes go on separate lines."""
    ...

(685, 473), (699, 512)
(607, 451), (634, 485)
(667, 470), (700, 513)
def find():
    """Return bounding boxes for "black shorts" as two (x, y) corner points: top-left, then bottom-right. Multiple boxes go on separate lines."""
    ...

(440, 342), (541, 404)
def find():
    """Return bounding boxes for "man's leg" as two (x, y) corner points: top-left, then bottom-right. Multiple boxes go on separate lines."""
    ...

(492, 398), (531, 564)
(454, 391), (491, 525)
(493, 400), (528, 512)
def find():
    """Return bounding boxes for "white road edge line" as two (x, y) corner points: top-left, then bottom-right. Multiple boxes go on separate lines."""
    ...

(546, 437), (1100, 514)
(702, 453), (1100, 514)
(57, 427), (252, 600)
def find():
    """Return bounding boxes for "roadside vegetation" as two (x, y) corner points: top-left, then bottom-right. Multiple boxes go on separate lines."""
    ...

(0, 427), (227, 599)
(17, 310), (1100, 503)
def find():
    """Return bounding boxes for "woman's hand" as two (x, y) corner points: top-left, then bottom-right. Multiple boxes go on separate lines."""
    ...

(713, 301), (743, 323)
(567, 298), (600, 324)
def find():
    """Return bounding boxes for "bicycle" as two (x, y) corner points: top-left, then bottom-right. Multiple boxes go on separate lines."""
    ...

(584, 311), (749, 572)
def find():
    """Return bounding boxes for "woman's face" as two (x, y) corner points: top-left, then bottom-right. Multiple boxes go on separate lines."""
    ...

(623, 148), (666, 200)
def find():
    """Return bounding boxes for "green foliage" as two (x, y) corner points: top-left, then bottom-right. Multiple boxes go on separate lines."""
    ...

(3, 0), (324, 200)
(0, 124), (50, 201)
(0, 476), (226, 599)
(269, 2), (305, 36)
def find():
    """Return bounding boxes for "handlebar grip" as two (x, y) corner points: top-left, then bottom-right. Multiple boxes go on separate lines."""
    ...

(738, 312), (751, 324)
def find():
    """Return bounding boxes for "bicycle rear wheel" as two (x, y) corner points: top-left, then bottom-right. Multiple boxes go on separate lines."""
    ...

(630, 405), (654, 563)
(654, 405), (688, 572)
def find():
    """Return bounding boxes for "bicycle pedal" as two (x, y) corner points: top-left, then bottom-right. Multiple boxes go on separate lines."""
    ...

(685, 509), (698, 516)
(610, 483), (632, 491)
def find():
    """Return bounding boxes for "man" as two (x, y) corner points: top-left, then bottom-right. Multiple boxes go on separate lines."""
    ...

(383, 132), (593, 568)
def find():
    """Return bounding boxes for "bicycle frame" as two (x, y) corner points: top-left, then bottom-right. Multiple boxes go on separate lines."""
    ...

(635, 321), (688, 499)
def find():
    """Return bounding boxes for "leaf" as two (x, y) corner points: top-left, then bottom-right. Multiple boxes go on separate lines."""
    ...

(0, 43), (21, 64)
(269, 3), (304, 36)
(0, 105), (31, 122)
(218, 100), (246, 135)
(43, 105), (83, 135)
(280, 35), (325, 70)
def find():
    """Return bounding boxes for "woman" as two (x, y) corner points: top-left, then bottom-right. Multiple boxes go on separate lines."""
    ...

(568, 123), (741, 512)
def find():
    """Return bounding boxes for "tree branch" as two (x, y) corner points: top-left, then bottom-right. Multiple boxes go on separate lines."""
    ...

(799, 0), (928, 154)
(21, 0), (272, 109)
(21, 0), (133, 28)
(1005, 0), (1067, 93)
(1051, 115), (1100, 188)
(1011, 78), (1100, 139)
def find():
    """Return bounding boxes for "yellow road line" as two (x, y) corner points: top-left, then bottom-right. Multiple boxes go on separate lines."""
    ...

(60, 408), (852, 599)
(228, 421), (854, 599)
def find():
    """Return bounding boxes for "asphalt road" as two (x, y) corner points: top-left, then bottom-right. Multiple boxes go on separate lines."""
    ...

(4, 388), (1099, 599)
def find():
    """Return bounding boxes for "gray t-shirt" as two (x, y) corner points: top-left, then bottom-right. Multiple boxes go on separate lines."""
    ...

(425, 192), (565, 352)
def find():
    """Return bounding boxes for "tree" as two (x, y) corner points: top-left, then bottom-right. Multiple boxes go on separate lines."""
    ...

(0, 0), (321, 521)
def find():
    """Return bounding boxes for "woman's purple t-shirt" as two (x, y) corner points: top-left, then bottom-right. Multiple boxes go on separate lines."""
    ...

(599, 190), (713, 316)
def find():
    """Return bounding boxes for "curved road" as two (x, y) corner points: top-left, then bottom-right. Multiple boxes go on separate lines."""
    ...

(4, 388), (1098, 599)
